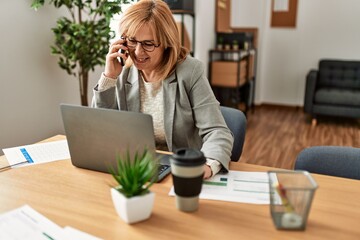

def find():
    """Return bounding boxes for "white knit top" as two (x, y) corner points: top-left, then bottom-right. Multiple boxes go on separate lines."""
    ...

(139, 76), (168, 151)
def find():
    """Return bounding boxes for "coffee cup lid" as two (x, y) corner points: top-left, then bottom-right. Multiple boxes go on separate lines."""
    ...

(171, 148), (206, 166)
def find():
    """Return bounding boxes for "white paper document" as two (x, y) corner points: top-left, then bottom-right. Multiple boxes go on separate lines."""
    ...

(0, 205), (65, 240)
(2, 140), (70, 168)
(170, 171), (270, 204)
(0, 205), (102, 240)
(273, 0), (289, 12)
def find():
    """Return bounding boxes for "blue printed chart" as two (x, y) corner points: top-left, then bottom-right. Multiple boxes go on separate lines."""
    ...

(2, 140), (70, 168)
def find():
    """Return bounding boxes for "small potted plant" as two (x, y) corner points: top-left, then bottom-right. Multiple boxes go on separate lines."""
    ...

(217, 36), (224, 50)
(224, 42), (231, 51)
(109, 149), (158, 224)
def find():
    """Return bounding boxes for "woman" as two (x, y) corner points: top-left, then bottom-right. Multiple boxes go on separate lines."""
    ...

(92, 0), (233, 178)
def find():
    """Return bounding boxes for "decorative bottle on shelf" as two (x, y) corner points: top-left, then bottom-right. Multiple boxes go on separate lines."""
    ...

(232, 40), (239, 50)
(244, 42), (249, 50)
(231, 40), (239, 60)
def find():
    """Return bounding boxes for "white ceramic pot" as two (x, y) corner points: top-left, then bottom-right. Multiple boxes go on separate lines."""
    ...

(111, 188), (155, 224)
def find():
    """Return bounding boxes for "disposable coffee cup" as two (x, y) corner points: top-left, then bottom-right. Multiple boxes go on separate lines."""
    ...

(170, 148), (206, 212)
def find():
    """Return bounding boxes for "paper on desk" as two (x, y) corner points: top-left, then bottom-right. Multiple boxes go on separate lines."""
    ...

(2, 140), (70, 168)
(169, 171), (270, 204)
(0, 205), (102, 240)
(0, 205), (65, 240)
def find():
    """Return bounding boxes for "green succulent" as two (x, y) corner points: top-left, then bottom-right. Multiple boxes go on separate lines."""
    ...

(109, 149), (158, 198)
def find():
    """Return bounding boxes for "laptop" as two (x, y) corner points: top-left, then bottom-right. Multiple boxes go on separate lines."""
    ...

(60, 104), (171, 182)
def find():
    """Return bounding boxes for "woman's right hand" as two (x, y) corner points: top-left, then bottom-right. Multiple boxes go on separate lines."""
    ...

(104, 38), (128, 79)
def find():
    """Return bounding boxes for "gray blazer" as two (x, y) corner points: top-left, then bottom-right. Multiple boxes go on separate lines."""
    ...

(92, 56), (233, 171)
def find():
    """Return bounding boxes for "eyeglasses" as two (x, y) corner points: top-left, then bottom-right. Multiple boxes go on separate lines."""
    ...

(126, 37), (161, 52)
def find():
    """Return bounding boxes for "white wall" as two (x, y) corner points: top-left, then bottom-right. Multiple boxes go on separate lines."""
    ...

(232, 0), (262, 28)
(257, 0), (360, 105)
(231, 0), (266, 106)
(194, 0), (216, 65)
(0, 1), (101, 154)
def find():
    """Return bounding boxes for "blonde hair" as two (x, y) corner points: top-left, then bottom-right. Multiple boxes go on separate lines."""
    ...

(119, 0), (188, 80)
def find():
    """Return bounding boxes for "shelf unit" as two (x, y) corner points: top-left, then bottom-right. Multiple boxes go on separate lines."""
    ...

(211, 0), (258, 113)
(208, 48), (256, 114)
(171, 10), (195, 56)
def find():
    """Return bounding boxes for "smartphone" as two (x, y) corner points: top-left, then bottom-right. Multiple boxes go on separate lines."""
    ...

(119, 38), (127, 66)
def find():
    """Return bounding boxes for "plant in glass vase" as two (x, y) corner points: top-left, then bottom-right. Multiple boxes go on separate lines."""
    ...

(30, 0), (135, 106)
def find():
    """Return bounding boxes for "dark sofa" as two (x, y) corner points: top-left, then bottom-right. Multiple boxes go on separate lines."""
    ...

(304, 59), (360, 125)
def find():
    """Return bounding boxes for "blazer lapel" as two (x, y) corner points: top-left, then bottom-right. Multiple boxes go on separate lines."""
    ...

(125, 68), (141, 112)
(163, 71), (177, 151)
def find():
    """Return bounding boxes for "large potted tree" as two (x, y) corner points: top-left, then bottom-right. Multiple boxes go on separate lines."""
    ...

(31, 0), (135, 106)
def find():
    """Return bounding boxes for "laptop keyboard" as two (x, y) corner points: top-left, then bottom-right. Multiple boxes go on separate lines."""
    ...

(157, 164), (171, 182)
(158, 164), (170, 174)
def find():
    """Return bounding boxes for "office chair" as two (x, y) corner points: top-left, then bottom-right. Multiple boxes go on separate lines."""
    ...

(294, 146), (360, 180)
(220, 106), (247, 161)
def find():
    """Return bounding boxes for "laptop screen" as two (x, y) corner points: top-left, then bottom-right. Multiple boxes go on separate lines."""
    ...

(60, 104), (158, 173)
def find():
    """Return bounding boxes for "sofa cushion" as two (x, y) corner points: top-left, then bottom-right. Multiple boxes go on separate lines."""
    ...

(318, 60), (360, 89)
(315, 88), (360, 106)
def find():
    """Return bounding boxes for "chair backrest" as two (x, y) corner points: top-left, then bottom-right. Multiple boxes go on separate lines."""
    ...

(220, 106), (247, 161)
(318, 60), (360, 89)
(294, 146), (360, 180)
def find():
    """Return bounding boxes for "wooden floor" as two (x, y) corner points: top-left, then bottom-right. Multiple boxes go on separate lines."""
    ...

(239, 105), (360, 170)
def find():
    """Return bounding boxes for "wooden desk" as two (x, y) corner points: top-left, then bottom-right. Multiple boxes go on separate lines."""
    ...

(0, 136), (359, 239)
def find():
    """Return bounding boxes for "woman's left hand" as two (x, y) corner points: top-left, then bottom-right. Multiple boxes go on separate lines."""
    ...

(203, 165), (212, 179)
